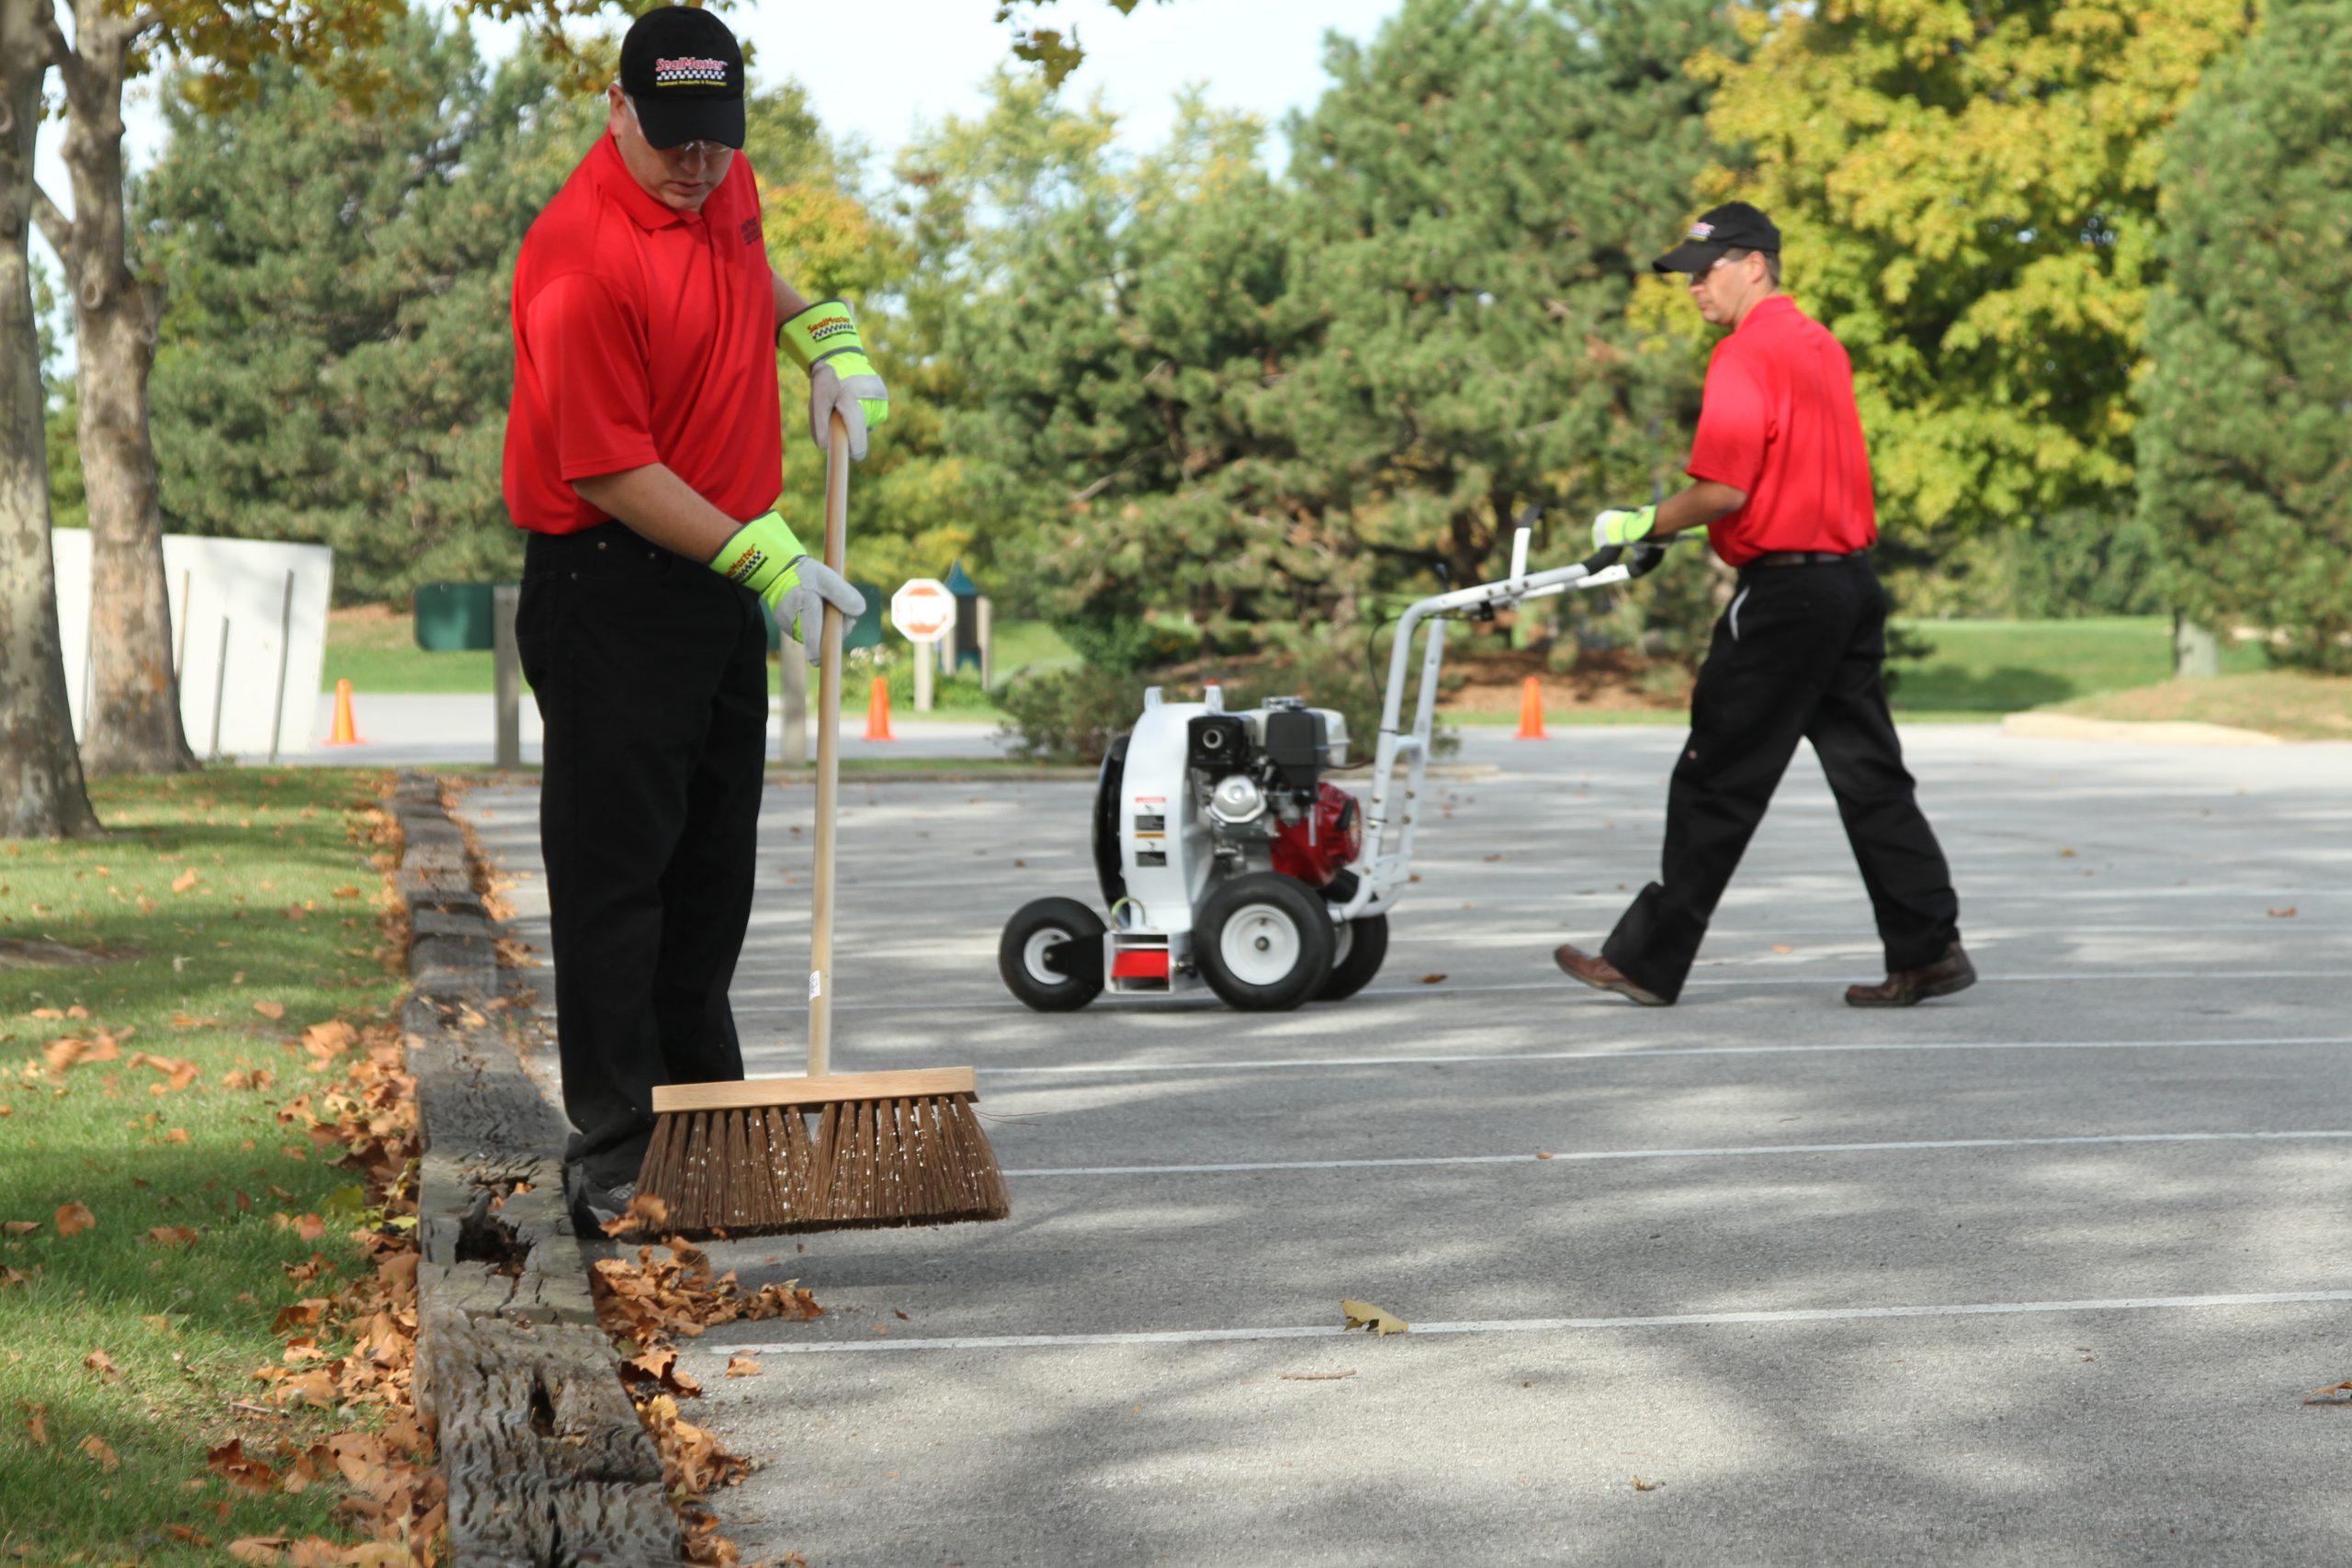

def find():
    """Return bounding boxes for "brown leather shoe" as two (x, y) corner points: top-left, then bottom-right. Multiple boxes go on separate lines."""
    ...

(1846, 942), (1977, 1008)
(1553, 943), (1669, 1007)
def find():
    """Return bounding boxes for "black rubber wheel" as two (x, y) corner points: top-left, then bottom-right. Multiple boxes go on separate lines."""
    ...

(1000, 897), (1106, 1012)
(1317, 913), (1389, 1002)
(1091, 732), (1131, 910)
(1195, 873), (1335, 1012)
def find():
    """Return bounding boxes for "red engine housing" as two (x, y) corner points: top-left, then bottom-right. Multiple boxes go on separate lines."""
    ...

(1270, 783), (1363, 888)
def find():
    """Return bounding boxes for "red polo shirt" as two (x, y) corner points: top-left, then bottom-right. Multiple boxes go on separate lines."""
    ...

(1684, 295), (1877, 567)
(502, 136), (781, 536)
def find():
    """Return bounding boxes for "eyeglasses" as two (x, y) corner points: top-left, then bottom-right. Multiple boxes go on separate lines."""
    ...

(622, 96), (730, 162)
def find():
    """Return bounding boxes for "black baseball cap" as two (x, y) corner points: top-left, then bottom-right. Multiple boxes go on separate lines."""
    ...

(1652, 202), (1781, 275)
(618, 6), (746, 151)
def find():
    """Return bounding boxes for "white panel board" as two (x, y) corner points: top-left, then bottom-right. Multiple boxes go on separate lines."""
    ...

(50, 531), (335, 761)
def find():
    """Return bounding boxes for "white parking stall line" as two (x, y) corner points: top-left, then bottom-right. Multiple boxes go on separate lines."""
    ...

(1005, 1129), (2352, 1179)
(703, 1288), (2352, 1359)
(972, 1034), (2352, 1077)
(748, 969), (2347, 1012)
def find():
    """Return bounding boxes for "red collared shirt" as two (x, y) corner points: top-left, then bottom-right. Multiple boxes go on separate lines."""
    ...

(1684, 294), (1877, 567)
(502, 136), (781, 536)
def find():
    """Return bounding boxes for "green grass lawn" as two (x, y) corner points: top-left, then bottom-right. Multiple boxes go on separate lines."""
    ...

(326, 604), (1075, 711)
(333, 606), (2283, 730)
(2043, 671), (2352, 739)
(1884, 616), (2267, 712)
(0, 771), (409, 1563)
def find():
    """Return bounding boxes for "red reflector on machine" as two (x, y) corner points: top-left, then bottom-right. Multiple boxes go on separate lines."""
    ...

(1112, 951), (1170, 980)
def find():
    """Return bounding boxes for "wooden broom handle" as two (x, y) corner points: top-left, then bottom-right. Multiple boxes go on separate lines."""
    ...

(808, 411), (852, 1077)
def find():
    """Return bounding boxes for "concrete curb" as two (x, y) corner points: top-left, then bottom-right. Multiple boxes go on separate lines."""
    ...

(2001, 712), (2286, 747)
(389, 771), (677, 1564)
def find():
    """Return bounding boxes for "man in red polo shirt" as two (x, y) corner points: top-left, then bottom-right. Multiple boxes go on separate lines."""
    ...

(502, 6), (877, 1227)
(1552, 202), (1971, 1010)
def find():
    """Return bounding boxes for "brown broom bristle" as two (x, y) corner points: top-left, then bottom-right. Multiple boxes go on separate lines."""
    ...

(635, 1090), (1008, 1238)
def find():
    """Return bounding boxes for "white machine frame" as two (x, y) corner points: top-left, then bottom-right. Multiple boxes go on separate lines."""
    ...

(1329, 532), (1661, 926)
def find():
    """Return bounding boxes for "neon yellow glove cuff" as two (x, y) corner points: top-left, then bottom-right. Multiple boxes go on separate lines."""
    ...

(777, 299), (866, 374)
(1600, 505), (1658, 547)
(708, 511), (807, 604)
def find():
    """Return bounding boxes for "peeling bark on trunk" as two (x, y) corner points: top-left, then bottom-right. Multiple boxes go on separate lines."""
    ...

(53, 2), (193, 777)
(0, 0), (100, 836)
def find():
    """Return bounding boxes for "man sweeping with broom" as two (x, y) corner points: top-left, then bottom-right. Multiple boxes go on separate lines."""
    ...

(502, 6), (879, 1229)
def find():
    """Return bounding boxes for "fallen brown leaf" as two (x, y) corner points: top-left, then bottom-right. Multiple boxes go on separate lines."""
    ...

(21, 1404), (49, 1446)
(2269, 907), (2300, 919)
(253, 1000), (287, 1021)
(1632, 1474), (1661, 1492)
(77, 1434), (119, 1471)
(143, 1225), (199, 1248)
(724, 1355), (763, 1379)
(53, 1202), (95, 1237)
(601, 1190), (671, 1237)
(1, 1221), (39, 1236)
(1770, 943), (1793, 954)
(1340, 1299), (1409, 1337)
(2303, 1382), (2352, 1405)
(1419, 974), (1447, 985)
(621, 1346), (704, 1398)
(83, 1348), (122, 1383)
(170, 869), (199, 893)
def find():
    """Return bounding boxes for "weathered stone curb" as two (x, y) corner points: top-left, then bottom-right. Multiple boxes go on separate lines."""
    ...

(2001, 712), (2286, 747)
(389, 771), (678, 1564)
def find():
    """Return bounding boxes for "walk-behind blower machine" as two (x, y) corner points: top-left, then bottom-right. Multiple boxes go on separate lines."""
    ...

(999, 521), (1679, 1012)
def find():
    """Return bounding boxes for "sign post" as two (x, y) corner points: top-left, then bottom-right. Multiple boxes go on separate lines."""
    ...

(889, 578), (957, 713)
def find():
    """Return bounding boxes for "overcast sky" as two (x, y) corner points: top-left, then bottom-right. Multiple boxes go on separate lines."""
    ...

(31, 0), (1391, 324)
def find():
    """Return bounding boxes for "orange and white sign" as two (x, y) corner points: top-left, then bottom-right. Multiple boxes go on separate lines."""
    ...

(889, 578), (957, 642)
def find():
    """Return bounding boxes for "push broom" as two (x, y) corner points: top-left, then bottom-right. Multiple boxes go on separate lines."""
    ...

(634, 412), (1010, 1235)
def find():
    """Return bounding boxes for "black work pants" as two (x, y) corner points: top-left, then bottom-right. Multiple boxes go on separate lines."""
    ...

(1602, 558), (1958, 1003)
(515, 522), (770, 1185)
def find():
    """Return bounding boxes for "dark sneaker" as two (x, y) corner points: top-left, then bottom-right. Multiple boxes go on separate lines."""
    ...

(1846, 942), (1977, 1008)
(564, 1165), (637, 1234)
(1553, 943), (1670, 1007)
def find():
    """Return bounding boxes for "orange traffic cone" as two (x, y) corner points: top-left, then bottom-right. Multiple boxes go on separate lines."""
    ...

(324, 678), (364, 746)
(1513, 675), (1547, 740)
(864, 678), (896, 741)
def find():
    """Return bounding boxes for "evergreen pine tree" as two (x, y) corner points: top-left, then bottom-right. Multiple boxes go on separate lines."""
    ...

(2137, 0), (2352, 671)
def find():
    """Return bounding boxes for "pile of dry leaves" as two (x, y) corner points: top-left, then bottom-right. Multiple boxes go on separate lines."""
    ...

(209, 1019), (442, 1566)
(592, 1209), (823, 1564)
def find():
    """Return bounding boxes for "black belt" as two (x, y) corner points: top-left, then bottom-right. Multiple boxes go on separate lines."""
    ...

(1745, 548), (1868, 568)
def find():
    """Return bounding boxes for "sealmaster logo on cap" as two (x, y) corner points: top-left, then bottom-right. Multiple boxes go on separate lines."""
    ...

(1688, 220), (1714, 240)
(654, 56), (730, 86)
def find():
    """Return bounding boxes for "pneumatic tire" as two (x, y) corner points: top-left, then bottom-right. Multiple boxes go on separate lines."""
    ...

(1316, 913), (1389, 1002)
(1195, 874), (1335, 1012)
(1000, 897), (1105, 1012)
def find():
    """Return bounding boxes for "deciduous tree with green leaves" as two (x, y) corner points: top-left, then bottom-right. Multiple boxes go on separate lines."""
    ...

(1694, 0), (2252, 566)
(141, 19), (600, 599)
(2137, 0), (2352, 672)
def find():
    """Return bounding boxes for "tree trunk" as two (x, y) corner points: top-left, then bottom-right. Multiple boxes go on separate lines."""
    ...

(0, 0), (100, 836)
(54, 1), (193, 776)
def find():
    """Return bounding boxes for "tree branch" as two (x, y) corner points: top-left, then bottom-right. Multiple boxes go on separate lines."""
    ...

(36, 6), (87, 107)
(32, 182), (73, 260)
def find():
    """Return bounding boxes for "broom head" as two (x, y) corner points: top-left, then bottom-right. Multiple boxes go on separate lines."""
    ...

(637, 1067), (1009, 1237)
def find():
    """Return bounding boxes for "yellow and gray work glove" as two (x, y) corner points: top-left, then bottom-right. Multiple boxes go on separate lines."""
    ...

(778, 299), (888, 462)
(1591, 504), (1657, 551)
(708, 511), (867, 662)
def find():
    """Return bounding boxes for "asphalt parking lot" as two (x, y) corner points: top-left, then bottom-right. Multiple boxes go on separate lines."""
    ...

(463, 726), (2352, 1567)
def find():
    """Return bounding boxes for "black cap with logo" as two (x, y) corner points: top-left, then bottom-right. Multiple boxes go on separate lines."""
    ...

(619, 6), (747, 151)
(1651, 202), (1781, 275)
